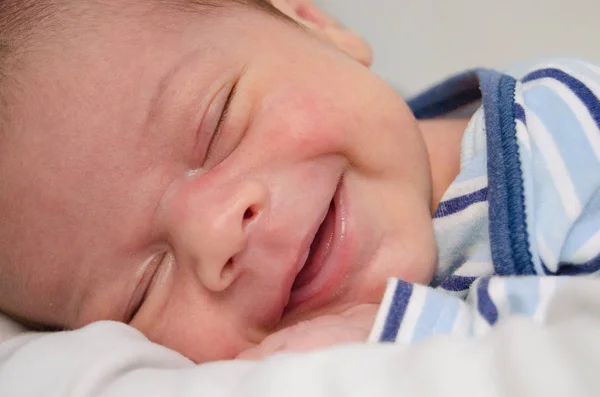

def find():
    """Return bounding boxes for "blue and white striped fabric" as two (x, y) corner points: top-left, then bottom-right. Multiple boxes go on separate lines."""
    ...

(368, 58), (600, 344)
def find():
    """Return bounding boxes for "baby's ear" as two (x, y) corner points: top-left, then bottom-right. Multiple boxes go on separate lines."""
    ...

(270, 0), (372, 67)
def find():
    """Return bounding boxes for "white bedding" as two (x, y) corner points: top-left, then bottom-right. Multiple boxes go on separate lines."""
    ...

(1, 277), (600, 396)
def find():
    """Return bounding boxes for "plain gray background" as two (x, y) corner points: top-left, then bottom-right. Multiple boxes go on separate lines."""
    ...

(315, 0), (600, 95)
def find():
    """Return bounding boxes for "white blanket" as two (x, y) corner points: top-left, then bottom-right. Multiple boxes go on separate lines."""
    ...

(1, 278), (599, 396)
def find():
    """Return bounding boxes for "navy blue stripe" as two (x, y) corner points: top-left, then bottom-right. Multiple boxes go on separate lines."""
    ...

(434, 187), (489, 219)
(522, 68), (600, 130)
(514, 103), (527, 124)
(408, 70), (482, 119)
(380, 281), (413, 342)
(541, 254), (600, 276)
(481, 69), (534, 276)
(476, 276), (498, 325)
(440, 275), (478, 292)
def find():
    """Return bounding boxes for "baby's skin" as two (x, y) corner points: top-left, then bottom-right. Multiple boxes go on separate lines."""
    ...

(0, 0), (465, 363)
(238, 304), (379, 359)
(235, 0), (377, 359)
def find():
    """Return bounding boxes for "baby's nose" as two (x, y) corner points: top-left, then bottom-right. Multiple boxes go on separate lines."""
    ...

(165, 177), (269, 292)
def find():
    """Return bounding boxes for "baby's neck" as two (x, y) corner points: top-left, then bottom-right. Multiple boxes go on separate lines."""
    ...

(419, 118), (469, 214)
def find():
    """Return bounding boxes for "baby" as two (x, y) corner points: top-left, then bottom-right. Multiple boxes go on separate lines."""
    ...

(0, 0), (598, 365)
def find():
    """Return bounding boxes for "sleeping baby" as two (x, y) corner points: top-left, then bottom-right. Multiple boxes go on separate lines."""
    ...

(0, 0), (598, 364)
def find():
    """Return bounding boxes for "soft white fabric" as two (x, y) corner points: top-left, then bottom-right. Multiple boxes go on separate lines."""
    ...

(1, 277), (600, 396)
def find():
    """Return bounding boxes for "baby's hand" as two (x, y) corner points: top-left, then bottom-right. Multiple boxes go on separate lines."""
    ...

(237, 304), (378, 360)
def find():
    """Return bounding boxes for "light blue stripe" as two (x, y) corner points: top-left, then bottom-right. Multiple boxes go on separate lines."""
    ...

(523, 85), (599, 204)
(504, 278), (540, 317)
(454, 152), (488, 184)
(432, 210), (489, 286)
(464, 242), (493, 265)
(433, 297), (460, 335)
(460, 109), (488, 160)
(454, 111), (488, 185)
(561, 187), (600, 262)
(411, 290), (459, 343)
(522, 93), (577, 267)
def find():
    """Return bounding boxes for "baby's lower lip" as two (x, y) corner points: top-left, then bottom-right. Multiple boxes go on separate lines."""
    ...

(284, 181), (352, 317)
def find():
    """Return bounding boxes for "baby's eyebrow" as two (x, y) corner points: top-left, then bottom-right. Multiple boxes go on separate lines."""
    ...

(144, 46), (206, 134)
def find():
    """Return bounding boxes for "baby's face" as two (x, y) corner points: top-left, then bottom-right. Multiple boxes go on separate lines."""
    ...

(0, 2), (436, 362)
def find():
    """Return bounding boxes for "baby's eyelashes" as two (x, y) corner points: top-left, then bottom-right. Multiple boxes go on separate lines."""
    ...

(128, 253), (176, 331)
(126, 254), (166, 323)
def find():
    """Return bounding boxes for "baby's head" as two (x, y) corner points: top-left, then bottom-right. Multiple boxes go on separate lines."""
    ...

(0, 0), (436, 362)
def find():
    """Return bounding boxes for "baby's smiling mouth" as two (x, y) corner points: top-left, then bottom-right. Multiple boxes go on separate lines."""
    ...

(291, 200), (335, 292)
(283, 180), (351, 318)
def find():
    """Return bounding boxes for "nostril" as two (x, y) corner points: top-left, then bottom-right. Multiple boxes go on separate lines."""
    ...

(242, 205), (259, 232)
(243, 206), (256, 221)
